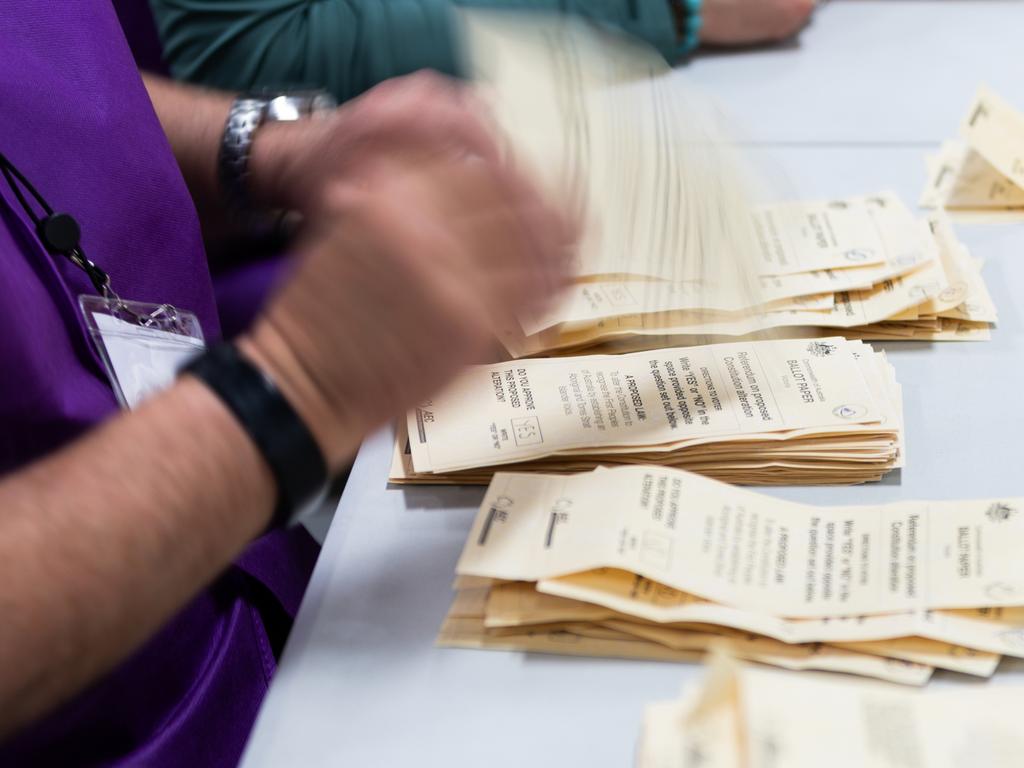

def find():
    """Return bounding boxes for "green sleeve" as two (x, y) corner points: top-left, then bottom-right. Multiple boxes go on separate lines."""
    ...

(147, 0), (678, 104)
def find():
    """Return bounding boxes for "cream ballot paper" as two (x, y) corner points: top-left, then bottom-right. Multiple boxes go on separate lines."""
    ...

(408, 338), (892, 474)
(456, 466), (1024, 618)
(751, 198), (887, 276)
(922, 86), (1024, 220)
(962, 85), (1024, 192)
(638, 658), (1024, 768)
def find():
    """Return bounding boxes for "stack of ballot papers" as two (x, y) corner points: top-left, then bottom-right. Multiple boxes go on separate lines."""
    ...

(391, 336), (904, 486)
(464, 11), (768, 291)
(501, 204), (998, 357)
(638, 655), (1024, 768)
(460, 15), (997, 356)
(922, 86), (1024, 221)
(438, 465), (1024, 684)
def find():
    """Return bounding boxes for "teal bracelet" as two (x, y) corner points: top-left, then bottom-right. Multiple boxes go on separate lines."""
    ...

(679, 0), (702, 56)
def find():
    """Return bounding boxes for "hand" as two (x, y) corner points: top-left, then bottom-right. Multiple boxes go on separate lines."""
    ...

(240, 151), (576, 469)
(248, 71), (502, 215)
(699, 0), (816, 47)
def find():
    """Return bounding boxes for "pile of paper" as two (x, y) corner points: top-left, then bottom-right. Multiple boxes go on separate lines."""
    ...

(438, 465), (1024, 684)
(461, 16), (997, 357)
(391, 337), (903, 486)
(464, 11), (768, 291)
(922, 86), (1024, 221)
(639, 655), (1024, 768)
(501, 203), (998, 357)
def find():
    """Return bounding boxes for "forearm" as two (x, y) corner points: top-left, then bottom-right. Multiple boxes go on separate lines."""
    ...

(0, 375), (274, 736)
(143, 73), (234, 235)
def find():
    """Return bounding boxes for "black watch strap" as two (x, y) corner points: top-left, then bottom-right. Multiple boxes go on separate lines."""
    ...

(183, 343), (327, 530)
(219, 97), (267, 218)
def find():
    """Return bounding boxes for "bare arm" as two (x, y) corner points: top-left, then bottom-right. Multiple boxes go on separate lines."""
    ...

(0, 72), (571, 739)
(0, 376), (274, 737)
(143, 73), (234, 237)
(141, 71), (509, 235)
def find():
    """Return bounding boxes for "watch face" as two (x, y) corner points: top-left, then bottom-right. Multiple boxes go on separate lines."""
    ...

(264, 92), (338, 122)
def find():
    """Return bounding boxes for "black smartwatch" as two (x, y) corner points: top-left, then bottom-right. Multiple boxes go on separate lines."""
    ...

(183, 343), (328, 530)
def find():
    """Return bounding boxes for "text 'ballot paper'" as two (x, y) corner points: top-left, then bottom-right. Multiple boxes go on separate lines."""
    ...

(438, 471), (1024, 681)
(411, 338), (880, 471)
(398, 337), (902, 486)
(456, 466), (1024, 618)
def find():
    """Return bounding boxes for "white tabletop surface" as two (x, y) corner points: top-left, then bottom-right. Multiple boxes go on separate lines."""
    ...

(685, 0), (1024, 145)
(241, 4), (1024, 767)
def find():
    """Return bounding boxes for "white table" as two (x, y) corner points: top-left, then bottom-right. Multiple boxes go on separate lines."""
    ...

(242, 4), (1024, 766)
(685, 0), (1024, 145)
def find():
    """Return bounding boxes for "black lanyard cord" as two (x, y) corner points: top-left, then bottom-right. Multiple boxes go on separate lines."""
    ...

(0, 154), (53, 225)
(0, 151), (110, 294)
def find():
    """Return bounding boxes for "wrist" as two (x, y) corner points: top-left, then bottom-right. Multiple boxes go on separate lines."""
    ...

(246, 119), (301, 211)
(237, 327), (362, 471)
(224, 91), (338, 215)
(171, 375), (277, 535)
(184, 340), (330, 529)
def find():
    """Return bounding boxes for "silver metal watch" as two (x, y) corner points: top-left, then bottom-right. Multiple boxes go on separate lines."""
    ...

(218, 90), (337, 219)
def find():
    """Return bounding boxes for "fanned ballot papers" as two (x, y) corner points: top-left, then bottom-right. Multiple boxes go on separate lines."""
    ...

(922, 86), (1024, 221)
(638, 656), (1024, 768)
(459, 15), (996, 355)
(506, 202), (998, 354)
(439, 466), (1024, 684)
(392, 337), (904, 486)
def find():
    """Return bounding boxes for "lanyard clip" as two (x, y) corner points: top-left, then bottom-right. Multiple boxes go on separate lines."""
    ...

(34, 211), (110, 295)
(68, 247), (111, 296)
(1, 154), (117, 302)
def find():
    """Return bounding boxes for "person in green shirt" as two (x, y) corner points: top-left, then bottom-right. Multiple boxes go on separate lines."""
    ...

(147, 0), (816, 104)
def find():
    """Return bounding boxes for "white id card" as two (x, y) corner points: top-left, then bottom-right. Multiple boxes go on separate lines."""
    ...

(80, 296), (205, 410)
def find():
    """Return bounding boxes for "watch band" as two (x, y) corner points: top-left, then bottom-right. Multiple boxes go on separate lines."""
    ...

(218, 90), (338, 220)
(183, 343), (328, 530)
(219, 97), (267, 217)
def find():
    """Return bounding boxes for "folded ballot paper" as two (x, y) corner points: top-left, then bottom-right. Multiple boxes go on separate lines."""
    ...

(638, 655), (1024, 768)
(391, 337), (903, 486)
(460, 15), (997, 357)
(500, 204), (998, 357)
(436, 465), (1024, 684)
(922, 86), (1024, 221)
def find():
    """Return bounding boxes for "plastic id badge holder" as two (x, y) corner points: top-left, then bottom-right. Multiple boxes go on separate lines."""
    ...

(80, 296), (206, 411)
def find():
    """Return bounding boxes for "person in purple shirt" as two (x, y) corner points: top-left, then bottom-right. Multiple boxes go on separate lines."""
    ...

(0, 2), (573, 766)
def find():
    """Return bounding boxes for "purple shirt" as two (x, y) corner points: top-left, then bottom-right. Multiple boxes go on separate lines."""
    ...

(0, 3), (317, 764)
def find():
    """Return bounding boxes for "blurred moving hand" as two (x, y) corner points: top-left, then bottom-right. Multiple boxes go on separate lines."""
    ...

(0, 71), (575, 735)
(700, 0), (817, 46)
(243, 81), (577, 467)
(249, 71), (504, 213)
